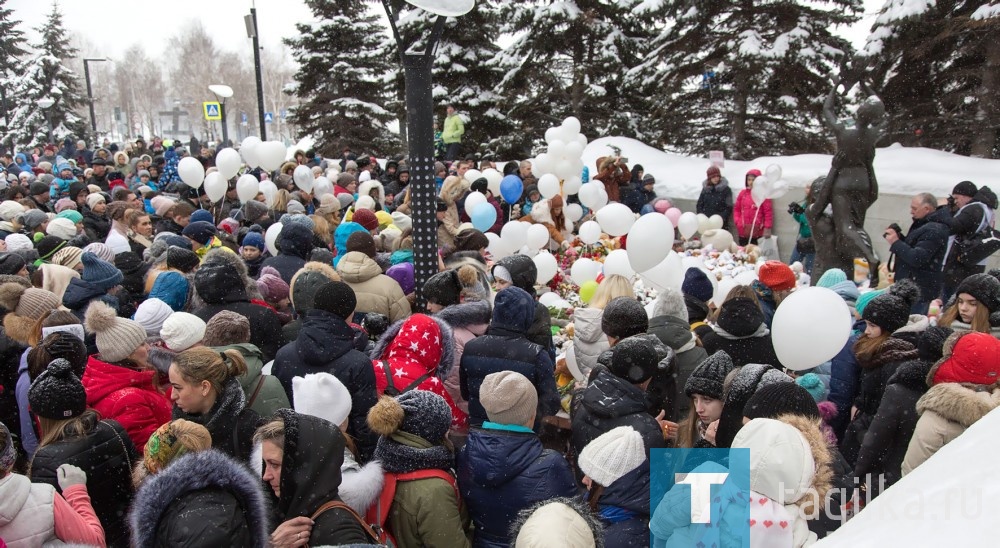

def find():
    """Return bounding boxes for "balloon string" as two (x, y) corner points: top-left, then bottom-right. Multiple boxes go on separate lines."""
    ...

(749, 206), (760, 243)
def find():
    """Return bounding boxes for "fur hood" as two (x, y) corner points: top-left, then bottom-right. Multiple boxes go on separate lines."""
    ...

(339, 451), (384, 514)
(862, 337), (918, 369)
(370, 313), (456, 380)
(530, 198), (571, 232)
(440, 175), (465, 205)
(435, 298), (492, 330)
(358, 179), (385, 207)
(508, 496), (604, 548)
(701, 177), (731, 191)
(916, 382), (1000, 428)
(129, 449), (271, 548)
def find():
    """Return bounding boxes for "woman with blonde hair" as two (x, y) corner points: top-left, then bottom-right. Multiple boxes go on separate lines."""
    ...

(310, 214), (333, 248)
(124, 208), (154, 255)
(167, 347), (261, 461)
(272, 189), (292, 219)
(568, 274), (634, 378)
(935, 273), (1000, 337)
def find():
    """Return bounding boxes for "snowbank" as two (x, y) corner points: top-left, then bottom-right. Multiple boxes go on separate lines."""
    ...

(815, 406), (1000, 545)
(582, 137), (1000, 201)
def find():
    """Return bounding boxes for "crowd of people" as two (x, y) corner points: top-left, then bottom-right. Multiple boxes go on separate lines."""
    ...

(0, 132), (997, 548)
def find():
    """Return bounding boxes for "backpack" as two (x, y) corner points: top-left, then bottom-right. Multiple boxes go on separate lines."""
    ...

(955, 203), (1000, 266)
(380, 359), (433, 397)
(364, 469), (461, 547)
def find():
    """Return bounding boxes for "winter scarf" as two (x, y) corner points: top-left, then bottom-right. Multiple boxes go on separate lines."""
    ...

(373, 430), (453, 474)
(171, 377), (247, 434)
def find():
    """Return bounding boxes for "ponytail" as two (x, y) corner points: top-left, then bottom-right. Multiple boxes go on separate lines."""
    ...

(173, 347), (247, 394)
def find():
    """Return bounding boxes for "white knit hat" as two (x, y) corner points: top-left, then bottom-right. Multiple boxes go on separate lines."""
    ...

(46, 217), (78, 240)
(578, 426), (646, 487)
(159, 312), (207, 351)
(391, 211), (412, 232)
(5, 233), (33, 252)
(0, 200), (24, 222)
(293, 372), (352, 428)
(355, 195), (375, 211)
(86, 193), (105, 210)
(133, 298), (174, 337)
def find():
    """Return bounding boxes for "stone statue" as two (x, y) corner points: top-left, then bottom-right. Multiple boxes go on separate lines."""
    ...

(808, 76), (887, 286)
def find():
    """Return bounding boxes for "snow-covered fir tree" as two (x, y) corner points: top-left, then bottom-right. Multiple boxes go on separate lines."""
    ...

(864, 0), (1000, 158)
(3, 1), (88, 150)
(631, 0), (861, 159)
(285, 0), (399, 157)
(390, 0), (510, 159)
(494, 0), (652, 157)
(0, 0), (28, 152)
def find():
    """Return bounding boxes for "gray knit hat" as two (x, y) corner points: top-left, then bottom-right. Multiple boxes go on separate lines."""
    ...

(84, 300), (147, 363)
(684, 350), (736, 399)
(480, 371), (537, 427)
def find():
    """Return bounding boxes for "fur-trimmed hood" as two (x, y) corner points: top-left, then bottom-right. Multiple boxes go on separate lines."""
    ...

(358, 179), (385, 207)
(435, 298), (492, 330)
(916, 382), (1000, 428)
(508, 496), (605, 548)
(529, 198), (571, 232)
(129, 449), (271, 548)
(370, 313), (455, 380)
(440, 175), (465, 205)
(339, 451), (384, 515)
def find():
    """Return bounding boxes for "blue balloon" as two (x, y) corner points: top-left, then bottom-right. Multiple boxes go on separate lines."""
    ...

(470, 202), (497, 232)
(499, 175), (523, 203)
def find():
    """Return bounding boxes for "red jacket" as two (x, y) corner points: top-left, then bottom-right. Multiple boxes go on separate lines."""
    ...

(81, 356), (172, 451)
(733, 189), (773, 239)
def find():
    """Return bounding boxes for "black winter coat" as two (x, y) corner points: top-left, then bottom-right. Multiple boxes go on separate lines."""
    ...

(491, 254), (555, 355)
(31, 418), (138, 548)
(271, 309), (379, 460)
(261, 223), (314, 284)
(171, 378), (261, 462)
(129, 449), (272, 548)
(889, 207), (950, 303)
(154, 217), (184, 236)
(193, 260), (287, 362)
(852, 358), (931, 488)
(942, 201), (991, 287)
(457, 427), (577, 548)
(572, 367), (666, 455)
(83, 209), (111, 241)
(0, 329), (25, 460)
(701, 330), (782, 369)
(648, 315), (709, 419)
(597, 463), (654, 548)
(696, 178), (733, 220)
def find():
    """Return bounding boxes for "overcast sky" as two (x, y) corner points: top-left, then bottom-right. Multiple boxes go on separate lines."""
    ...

(8, 0), (884, 60)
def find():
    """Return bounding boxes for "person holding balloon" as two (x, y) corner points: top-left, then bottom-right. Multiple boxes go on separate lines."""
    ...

(733, 169), (773, 246)
(519, 194), (572, 248)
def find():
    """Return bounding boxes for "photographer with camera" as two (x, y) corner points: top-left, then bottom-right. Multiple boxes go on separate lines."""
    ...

(940, 181), (997, 302)
(884, 193), (950, 314)
(788, 180), (816, 273)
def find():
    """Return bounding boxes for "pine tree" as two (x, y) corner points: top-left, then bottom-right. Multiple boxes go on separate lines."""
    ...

(864, 0), (1000, 158)
(0, 0), (28, 152)
(493, 0), (653, 158)
(4, 1), (88, 150)
(632, 0), (861, 160)
(285, 0), (400, 157)
(392, 1), (510, 159)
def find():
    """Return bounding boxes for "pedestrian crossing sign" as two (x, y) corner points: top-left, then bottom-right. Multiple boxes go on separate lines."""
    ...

(203, 102), (222, 121)
(264, 112), (274, 124)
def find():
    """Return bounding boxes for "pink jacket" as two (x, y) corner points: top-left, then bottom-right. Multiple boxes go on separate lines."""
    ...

(733, 189), (773, 239)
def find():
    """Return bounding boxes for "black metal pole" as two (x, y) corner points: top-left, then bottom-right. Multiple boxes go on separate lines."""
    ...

(220, 101), (229, 147)
(84, 60), (97, 135)
(44, 110), (53, 144)
(403, 53), (438, 310)
(251, 8), (267, 141)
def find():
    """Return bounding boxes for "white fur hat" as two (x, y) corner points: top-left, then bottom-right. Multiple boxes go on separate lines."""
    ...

(293, 372), (352, 428)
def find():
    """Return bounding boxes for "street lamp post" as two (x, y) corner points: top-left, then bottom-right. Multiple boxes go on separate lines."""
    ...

(381, 0), (474, 309)
(37, 98), (55, 145)
(245, 2), (267, 141)
(208, 84), (234, 148)
(83, 58), (107, 137)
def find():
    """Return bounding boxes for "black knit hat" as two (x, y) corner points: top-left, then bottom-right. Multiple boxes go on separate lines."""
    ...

(862, 279), (919, 333)
(0, 253), (25, 276)
(952, 181), (978, 198)
(717, 297), (764, 337)
(742, 382), (820, 421)
(166, 246), (200, 273)
(423, 270), (461, 307)
(685, 350), (736, 399)
(682, 268), (714, 304)
(918, 326), (954, 363)
(313, 281), (357, 319)
(182, 221), (217, 245)
(36, 236), (67, 262)
(28, 358), (87, 419)
(955, 273), (1000, 313)
(608, 336), (659, 384)
(601, 297), (649, 339)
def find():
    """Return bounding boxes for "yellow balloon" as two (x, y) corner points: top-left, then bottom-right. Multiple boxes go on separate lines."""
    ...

(579, 280), (599, 304)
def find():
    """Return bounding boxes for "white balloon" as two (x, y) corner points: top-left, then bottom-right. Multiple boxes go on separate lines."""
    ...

(464, 192), (487, 217)
(203, 172), (227, 203)
(708, 214), (724, 230)
(526, 224), (550, 250)
(578, 220), (602, 245)
(570, 258), (601, 285)
(595, 203), (635, 237)
(482, 169), (502, 196)
(579, 182), (608, 210)
(769, 179), (789, 200)
(539, 291), (564, 308)
(713, 277), (739, 307)
(565, 203), (584, 223)
(765, 164), (782, 182)
(486, 232), (511, 260)
(603, 249), (634, 279)
(464, 169), (483, 185)
(563, 116), (582, 135)
(554, 159), (573, 180)
(547, 139), (566, 159)
(735, 270), (758, 285)
(519, 245), (538, 258)
(626, 213), (674, 272)
(565, 140), (584, 160)
(533, 154), (551, 175)
(677, 212), (699, 239)
(533, 252), (558, 284)
(215, 148), (242, 179)
(313, 176), (333, 197)
(638, 251), (684, 292)
(751, 176), (770, 206)
(538, 174), (560, 199)
(237, 176), (260, 203)
(575, 133), (588, 148)
(258, 180), (278, 208)
(696, 213), (710, 234)
(293, 165), (314, 192)
(544, 127), (560, 144)
(562, 176), (582, 196)
(240, 136), (261, 168)
(500, 221), (528, 249)
(178, 157), (205, 188)
(772, 287), (853, 371)
(264, 223), (282, 256)
(681, 256), (704, 271)
(258, 141), (287, 172)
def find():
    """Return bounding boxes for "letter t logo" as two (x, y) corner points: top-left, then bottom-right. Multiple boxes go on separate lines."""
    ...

(675, 472), (728, 524)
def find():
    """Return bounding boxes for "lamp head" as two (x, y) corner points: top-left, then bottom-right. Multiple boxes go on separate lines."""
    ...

(208, 84), (234, 98)
(405, 0), (474, 16)
(37, 98), (55, 109)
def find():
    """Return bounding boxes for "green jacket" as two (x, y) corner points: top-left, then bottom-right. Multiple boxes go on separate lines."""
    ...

(792, 201), (812, 238)
(387, 432), (471, 548)
(442, 114), (464, 144)
(214, 343), (289, 418)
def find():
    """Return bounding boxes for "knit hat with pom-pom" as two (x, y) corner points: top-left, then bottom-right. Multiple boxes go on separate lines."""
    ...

(795, 373), (828, 403)
(367, 390), (452, 444)
(132, 298), (174, 337)
(862, 278), (920, 333)
(256, 265), (289, 304)
(85, 300), (147, 363)
(28, 358), (87, 419)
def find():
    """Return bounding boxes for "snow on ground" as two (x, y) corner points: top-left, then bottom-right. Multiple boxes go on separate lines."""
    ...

(582, 136), (1000, 201)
